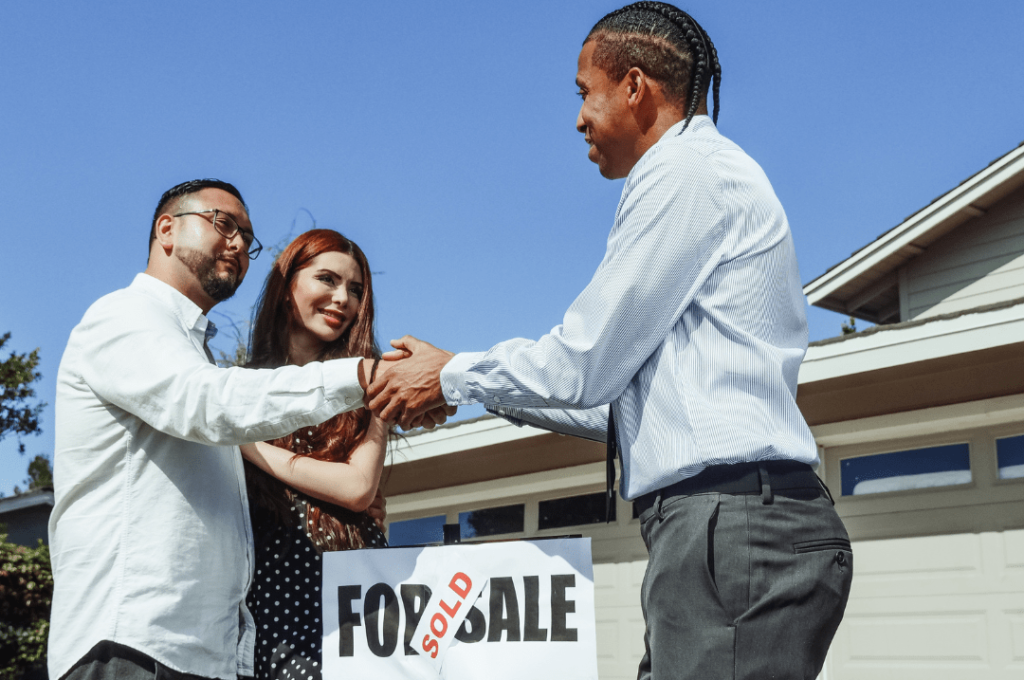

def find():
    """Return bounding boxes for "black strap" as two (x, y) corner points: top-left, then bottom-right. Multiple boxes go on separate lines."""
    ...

(606, 409), (618, 523)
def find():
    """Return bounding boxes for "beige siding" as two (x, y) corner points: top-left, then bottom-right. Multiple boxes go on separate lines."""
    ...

(905, 190), (1024, 319)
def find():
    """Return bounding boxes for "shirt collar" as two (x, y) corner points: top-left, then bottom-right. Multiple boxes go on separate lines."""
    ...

(625, 114), (713, 184)
(664, 113), (711, 141)
(130, 273), (212, 335)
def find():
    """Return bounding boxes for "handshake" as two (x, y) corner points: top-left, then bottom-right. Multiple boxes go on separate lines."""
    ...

(361, 335), (459, 431)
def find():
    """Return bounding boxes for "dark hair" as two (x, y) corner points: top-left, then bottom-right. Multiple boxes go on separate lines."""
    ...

(149, 179), (247, 251)
(585, 2), (721, 132)
(246, 228), (382, 551)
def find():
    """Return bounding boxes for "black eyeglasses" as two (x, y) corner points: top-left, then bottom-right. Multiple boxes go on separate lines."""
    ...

(173, 209), (263, 260)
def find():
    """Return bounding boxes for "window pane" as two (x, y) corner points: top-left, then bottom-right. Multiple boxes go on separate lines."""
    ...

(538, 491), (612, 530)
(997, 434), (1024, 480)
(840, 443), (971, 496)
(458, 504), (524, 539)
(388, 514), (446, 546)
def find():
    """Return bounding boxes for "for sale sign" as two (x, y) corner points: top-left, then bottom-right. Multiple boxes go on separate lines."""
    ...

(321, 538), (597, 679)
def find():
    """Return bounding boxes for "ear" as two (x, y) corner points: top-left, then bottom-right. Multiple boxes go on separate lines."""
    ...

(153, 213), (176, 255)
(624, 67), (647, 108)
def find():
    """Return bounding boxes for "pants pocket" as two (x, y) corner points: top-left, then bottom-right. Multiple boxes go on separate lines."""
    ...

(792, 537), (852, 554)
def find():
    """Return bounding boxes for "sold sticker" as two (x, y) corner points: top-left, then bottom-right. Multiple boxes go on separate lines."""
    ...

(413, 569), (485, 670)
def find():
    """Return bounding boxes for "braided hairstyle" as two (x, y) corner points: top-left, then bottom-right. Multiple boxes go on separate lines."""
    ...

(585, 2), (721, 132)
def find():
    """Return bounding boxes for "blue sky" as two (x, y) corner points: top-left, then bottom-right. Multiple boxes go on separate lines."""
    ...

(2, 0), (1022, 495)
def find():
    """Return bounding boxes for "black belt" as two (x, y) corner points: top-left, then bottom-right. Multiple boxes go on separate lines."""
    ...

(633, 460), (824, 517)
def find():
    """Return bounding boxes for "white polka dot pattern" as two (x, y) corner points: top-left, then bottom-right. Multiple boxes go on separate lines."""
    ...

(247, 494), (386, 680)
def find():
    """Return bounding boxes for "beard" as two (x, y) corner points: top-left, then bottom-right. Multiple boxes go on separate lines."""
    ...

(176, 248), (242, 303)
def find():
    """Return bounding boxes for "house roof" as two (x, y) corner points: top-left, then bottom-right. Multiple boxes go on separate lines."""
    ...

(0, 488), (54, 515)
(803, 139), (1024, 323)
(798, 295), (1024, 385)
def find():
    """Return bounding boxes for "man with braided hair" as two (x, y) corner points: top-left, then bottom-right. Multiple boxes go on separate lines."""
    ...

(368, 3), (852, 677)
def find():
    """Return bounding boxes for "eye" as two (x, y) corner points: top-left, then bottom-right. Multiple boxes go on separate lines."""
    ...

(577, 89), (586, 100)
(316, 274), (335, 285)
(350, 284), (364, 301)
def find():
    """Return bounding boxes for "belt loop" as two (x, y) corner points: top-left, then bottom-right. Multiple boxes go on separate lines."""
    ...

(655, 491), (665, 521)
(758, 462), (773, 505)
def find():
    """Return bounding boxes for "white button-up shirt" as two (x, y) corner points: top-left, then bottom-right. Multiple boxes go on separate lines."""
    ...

(441, 116), (818, 500)
(49, 274), (365, 680)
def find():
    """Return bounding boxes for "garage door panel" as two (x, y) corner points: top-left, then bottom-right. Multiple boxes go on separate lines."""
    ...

(853, 532), (982, 579)
(591, 542), (647, 680)
(595, 613), (620, 663)
(849, 531), (1024, 600)
(843, 610), (989, 664)
(1003, 529), (1024, 568)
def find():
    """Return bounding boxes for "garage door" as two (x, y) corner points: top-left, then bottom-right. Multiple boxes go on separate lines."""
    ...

(828, 529), (1024, 679)
(593, 556), (648, 679)
(820, 421), (1024, 679)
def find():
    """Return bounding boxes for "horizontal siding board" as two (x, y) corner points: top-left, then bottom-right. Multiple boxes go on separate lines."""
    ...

(911, 263), (1024, 310)
(903, 190), (1024, 320)
(909, 212), (1024, 278)
(909, 250), (1024, 295)
(911, 273), (1024, 318)
(909, 228), (1024, 281)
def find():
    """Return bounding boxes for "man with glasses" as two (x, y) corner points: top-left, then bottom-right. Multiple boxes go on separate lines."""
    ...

(47, 179), (434, 680)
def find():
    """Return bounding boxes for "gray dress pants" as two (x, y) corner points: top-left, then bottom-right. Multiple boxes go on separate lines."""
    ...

(62, 642), (218, 680)
(636, 486), (852, 680)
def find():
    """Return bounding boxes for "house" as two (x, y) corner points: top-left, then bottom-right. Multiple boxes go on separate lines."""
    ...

(0, 488), (54, 547)
(382, 140), (1024, 679)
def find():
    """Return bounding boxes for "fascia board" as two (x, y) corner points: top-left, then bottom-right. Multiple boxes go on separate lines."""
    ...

(811, 394), (1024, 448)
(798, 303), (1024, 384)
(804, 146), (1024, 304)
(0, 492), (54, 514)
(391, 416), (549, 465)
(388, 462), (606, 517)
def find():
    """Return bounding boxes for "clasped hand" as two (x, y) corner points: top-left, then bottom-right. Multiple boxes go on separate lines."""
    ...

(366, 335), (457, 430)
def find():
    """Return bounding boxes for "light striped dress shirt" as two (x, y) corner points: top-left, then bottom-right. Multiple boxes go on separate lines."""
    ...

(440, 116), (818, 500)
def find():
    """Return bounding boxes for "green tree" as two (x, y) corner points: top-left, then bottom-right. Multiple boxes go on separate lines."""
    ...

(12, 456), (52, 496)
(0, 532), (52, 680)
(0, 334), (45, 454)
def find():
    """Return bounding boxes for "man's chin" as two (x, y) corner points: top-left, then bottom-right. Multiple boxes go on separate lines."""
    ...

(203, 272), (242, 303)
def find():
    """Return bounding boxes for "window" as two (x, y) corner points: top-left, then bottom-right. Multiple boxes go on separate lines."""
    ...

(997, 434), (1024, 480)
(538, 491), (612, 530)
(840, 443), (971, 496)
(388, 514), (446, 546)
(458, 504), (524, 539)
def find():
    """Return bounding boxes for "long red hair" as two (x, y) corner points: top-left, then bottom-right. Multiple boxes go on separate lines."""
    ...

(246, 229), (382, 551)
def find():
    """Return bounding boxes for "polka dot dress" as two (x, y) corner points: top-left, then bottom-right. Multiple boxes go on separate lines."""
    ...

(247, 491), (386, 680)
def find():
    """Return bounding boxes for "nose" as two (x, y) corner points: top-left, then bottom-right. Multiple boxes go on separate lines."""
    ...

(576, 105), (586, 134)
(333, 286), (353, 307)
(223, 231), (244, 252)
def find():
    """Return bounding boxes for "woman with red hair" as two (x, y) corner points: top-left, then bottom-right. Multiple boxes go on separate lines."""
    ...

(239, 229), (387, 680)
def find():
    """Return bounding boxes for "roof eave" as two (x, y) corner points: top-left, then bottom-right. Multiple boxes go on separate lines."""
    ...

(804, 142), (1024, 315)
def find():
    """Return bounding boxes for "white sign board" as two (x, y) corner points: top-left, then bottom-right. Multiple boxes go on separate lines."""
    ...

(322, 538), (597, 680)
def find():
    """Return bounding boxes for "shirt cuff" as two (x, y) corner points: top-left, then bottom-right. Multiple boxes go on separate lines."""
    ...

(440, 351), (487, 405)
(320, 357), (365, 411)
(486, 405), (526, 427)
